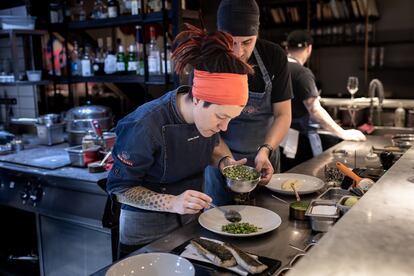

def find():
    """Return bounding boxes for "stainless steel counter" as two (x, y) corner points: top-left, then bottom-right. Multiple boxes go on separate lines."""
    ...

(92, 136), (394, 275)
(320, 97), (414, 109)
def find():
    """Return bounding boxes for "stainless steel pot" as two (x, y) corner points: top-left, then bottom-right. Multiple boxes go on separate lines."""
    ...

(65, 105), (112, 132)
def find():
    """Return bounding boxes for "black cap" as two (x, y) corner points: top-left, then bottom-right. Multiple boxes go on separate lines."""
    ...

(217, 0), (260, 36)
(287, 30), (313, 48)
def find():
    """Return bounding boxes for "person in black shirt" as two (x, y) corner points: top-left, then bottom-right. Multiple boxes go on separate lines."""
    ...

(280, 30), (366, 172)
(204, 0), (293, 205)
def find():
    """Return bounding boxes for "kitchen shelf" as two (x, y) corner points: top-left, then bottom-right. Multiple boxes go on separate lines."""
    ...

(181, 9), (199, 20)
(0, 29), (47, 37)
(49, 74), (173, 85)
(0, 80), (50, 86)
(48, 11), (173, 30)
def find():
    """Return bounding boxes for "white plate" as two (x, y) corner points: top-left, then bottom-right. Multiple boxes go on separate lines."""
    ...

(198, 205), (282, 237)
(106, 253), (195, 276)
(266, 173), (325, 195)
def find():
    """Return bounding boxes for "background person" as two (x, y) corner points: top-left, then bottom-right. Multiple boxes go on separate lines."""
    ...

(281, 30), (366, 172)
(204, 0), (293, 205)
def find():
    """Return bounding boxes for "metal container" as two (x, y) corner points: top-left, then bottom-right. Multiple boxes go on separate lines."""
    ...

(81, 132), (116, 152)
(305, 200), (340, 232)
(65, 145), (101, 167)
(222, 165), (260, 193)
(392, 134), (414, 149)
(317, 187), (351, 202)
(11, 113), (61, 126)
(36, 123), (65, 145)
(289, 201), (309, 221)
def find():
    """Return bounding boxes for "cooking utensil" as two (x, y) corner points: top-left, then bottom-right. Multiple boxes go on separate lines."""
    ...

(223, 165), (260, 193)
(289, 182), (309, 221)
(271, 194), (289, 205)
(336, 162), (374, 192)
(87, 151), (112, 173)
(208, 202), (241, 223)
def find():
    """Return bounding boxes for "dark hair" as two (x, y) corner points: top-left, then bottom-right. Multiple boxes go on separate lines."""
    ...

(172, 24), (254, 75)
(287, 30), (313, 50)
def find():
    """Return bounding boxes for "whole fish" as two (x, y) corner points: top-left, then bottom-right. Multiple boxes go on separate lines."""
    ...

(224, 243), (268, 274)
(191, 238), (236, 267)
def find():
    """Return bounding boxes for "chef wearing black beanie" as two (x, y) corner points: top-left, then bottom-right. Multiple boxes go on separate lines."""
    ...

(204, 0), (294, 205)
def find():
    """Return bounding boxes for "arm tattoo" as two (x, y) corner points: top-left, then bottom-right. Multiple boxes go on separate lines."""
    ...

(116, 186), (175, 212)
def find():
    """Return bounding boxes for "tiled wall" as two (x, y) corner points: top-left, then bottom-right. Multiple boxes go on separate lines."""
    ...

(0, 5), (37, 124)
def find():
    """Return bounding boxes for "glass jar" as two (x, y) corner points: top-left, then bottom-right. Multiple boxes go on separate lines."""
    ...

(324, 149), (349, 187)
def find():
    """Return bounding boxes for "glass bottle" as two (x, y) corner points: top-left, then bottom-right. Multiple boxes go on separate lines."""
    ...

(80, 44), (92, 76)
(136, 26), (145, 76)
(78, 1), (86, 21)
(104, 37), (117, 75)
(148, 26), (161, 75)
(130, 0), (140, 15)
(70, 41), (80, 76)
(93, 38), (105, 75)
(127, 43), (138, 74)
(107, 0), (119, 18)
(161, 34), (173, 76)
(91, 0), (108, 19)
(116, 39), (127, 74)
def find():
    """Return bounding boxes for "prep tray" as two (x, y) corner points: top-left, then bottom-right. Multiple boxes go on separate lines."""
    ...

(171, 239), (281, 276)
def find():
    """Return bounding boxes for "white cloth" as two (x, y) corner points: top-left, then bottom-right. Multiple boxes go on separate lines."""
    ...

(279, 128), (300, 159)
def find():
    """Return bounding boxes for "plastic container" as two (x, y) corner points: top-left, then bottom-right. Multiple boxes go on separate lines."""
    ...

(26, 70), (42, 81)
(394, 103), (406, 127)
(0, 16), (36, 30)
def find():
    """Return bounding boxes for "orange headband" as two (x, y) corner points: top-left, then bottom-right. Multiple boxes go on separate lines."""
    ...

(192, 69), (248, 106)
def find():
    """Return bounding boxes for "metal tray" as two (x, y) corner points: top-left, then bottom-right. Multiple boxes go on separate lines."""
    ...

(305, 200), (340, 232)
(317, 187), (351, 202)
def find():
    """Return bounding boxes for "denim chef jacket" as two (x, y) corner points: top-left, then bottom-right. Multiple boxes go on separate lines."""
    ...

(107, 86), (219, 213)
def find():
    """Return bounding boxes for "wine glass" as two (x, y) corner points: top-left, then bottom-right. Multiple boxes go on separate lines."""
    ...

(347, 76), (359, 101)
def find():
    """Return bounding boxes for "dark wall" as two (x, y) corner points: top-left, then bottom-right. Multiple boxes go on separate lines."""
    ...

(202, 0), (414, 99)
(312, 0), (414, 99)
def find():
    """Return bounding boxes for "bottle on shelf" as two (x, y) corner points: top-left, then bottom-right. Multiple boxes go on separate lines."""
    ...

(161, 33), (173, 76)
(148, 26), (161, 75)
(93, 38), (105, 75)
(80, 44), (93, 77)
(394, 103), (406, 128)
(136, 26), (145, 76)
(104, 37), (117, 75)
(108, 0), (119, 18)
(127, 43), (138, 74)
(91, 0), (108, 19)
(70, 41), (80, 76)
(116, 38), (127, 74)
(148, 0), (162, 12)
(76, 0), (86, 21)
(130, 0), (141, 15)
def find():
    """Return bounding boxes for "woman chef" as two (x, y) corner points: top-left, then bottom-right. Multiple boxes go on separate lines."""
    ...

(106, 25), (254, 257)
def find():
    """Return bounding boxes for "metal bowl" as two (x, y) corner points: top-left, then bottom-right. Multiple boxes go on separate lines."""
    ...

(223, 165), (261, 193)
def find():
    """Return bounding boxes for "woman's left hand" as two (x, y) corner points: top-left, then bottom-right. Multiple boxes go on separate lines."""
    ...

(255, 150), (274, 185)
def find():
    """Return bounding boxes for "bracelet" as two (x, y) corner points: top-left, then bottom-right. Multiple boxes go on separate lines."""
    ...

(217, 155), (231, 169)
(257, 144), (273, 157)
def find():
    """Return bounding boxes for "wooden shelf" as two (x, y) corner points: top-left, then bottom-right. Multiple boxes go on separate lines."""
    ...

(366, 66), (414, 72)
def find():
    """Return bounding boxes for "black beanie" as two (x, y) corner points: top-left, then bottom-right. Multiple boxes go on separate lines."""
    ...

(217, 0), (260, 36)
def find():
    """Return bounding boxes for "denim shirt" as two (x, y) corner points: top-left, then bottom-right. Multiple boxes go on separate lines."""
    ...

(107, 86), (218, 199)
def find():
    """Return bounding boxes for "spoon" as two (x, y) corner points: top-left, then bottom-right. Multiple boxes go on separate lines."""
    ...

(208, 202), (242, 223)
(291, 182), (301, 202)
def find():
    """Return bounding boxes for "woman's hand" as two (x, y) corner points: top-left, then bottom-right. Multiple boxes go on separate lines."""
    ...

(171, 190), (212, 214)
(255, 150), (274, 185)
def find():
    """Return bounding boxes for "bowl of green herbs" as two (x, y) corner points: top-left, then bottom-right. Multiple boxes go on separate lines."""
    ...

(222, 165), (261, 193)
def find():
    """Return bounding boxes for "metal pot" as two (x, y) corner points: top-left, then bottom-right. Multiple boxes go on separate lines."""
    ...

(65, 105), (113, 146)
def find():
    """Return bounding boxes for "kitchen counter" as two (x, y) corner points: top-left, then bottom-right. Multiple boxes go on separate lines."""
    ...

(287, 145), (414, 275)
(320, 97), (414, 109)
(93, 136), (398, 275)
